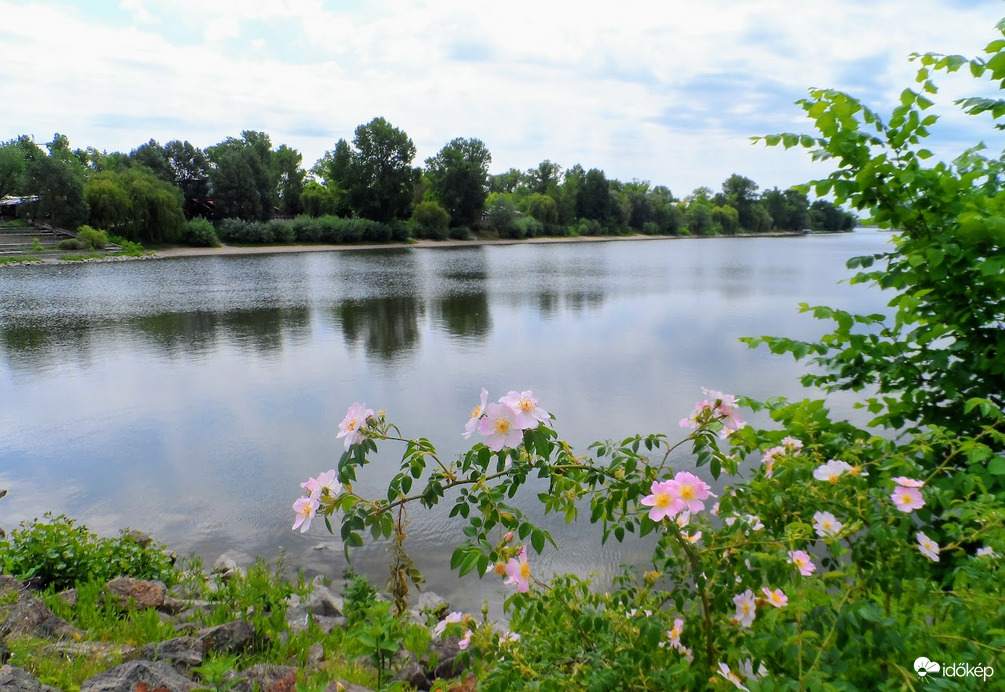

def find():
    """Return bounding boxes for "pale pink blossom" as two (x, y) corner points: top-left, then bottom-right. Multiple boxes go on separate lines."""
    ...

(477, 402), (524, 451)
(732, 589), (756, 628)
(780, 436), (803, 453)
(680, 388), (746, 438)
(667, 618), (684, 650)
(292, 495), (320, 533)
(458, 630), (472, 650)
(499, 390), (549, 429)
(686, 530), (702, 543)
(504, 546), (531, 592)
(337, 402), (374, 451)
(762, 587), (788, 608)
(462, 389), (489, 439)
(893, 476), (924, 488)
(718, 663), (750, 691)
(813, 511), (843, 537)
(666, 471), (714, 515)
(433, 611), (463, 637)
(890, 486), (925, 513)
(761, 446), (784, 478)
(917, 531), (940, 562)
(641, 479), (677, 522)
(976, 546), (999, 558)
(813, 459), (854, 483)
(787, 549), (816, 576)
(312, 469), (341, 498)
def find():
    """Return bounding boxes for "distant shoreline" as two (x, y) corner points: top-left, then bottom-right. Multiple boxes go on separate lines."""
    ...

(3, 229), (838, 265)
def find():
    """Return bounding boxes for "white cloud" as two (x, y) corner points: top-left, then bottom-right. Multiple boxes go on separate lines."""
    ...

(2, 0), (1003, 193)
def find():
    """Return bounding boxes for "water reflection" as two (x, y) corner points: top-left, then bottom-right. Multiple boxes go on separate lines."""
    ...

(332, 297), (423, 363)
(0, 234), (895, 614)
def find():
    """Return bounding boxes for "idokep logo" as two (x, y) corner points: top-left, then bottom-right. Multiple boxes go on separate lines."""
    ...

(914, 656), (995, 683)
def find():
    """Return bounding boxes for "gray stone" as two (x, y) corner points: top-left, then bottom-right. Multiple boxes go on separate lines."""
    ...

(197, 620), (255, 655)
(78, 659), (198, 692)
(427, 636), (467, 680)
(415, 591), (449, 619)
(211, 554), (246, 580)
(140, 636), (204, 672)
(0, 595), (77, 640)
(304, 583), (343, 617)
(43, 640), (137, 665)
(307, 642), (325, 666)
(231, 664), (297, 692)
(390, 659), (429, 690)
(0, 665), (62, 692)
(57, 588), (77, 608)
(104, 578), (166, 610)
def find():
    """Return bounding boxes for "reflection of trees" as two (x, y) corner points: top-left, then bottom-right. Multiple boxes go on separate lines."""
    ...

(333, 297), (422, 362)
(132, 307), (311, 357)
(0, 321), (95, 373)
(433, 292), (491, 340)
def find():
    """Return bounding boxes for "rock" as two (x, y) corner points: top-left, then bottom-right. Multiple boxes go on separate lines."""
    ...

(415, 591), (449, 619)
(36, 614), (83, 640)
(0, 594), (77, 639)
(0, 640), (9, 665)
(43, 640), (137, 665)
(231, 664), (297, 692)
(212, 554), (245, 580)
(57, 588), (77, 607)
(0, 575), (24, 593)
(157, 596), (188, 615)
(197, 620), (256, 655)
(427, 636), (467, 680)
(140, 636), (204, 672)
(307, 642), (325, 666)
(120, 529), (153, 547)
(78, 660), (198, 692)
(0, 665), (62, 692)
(390, 659), (429, 690)
(104, 578), (167, 609)
(304, 583), (343, 617)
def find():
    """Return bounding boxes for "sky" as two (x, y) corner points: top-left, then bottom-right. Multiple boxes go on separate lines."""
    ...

(2, 0), (1004, 196)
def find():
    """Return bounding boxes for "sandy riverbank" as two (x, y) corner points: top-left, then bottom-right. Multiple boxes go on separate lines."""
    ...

(152, 230), (811, 260)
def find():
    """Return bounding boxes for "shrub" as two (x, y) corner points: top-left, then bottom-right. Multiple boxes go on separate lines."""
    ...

(0, 514), (176, 591)
(513, 216), (543, 238)
(182, 217), (220, 247)
(57, 238), (86, 251)
(411, 200), (451, 239)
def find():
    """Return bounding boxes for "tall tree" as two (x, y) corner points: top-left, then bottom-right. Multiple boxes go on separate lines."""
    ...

(316, 118), (418, 222)
(164, 140), (211, 219)
(425, 137), (492, 227)
(721, 173), (760, 230)
(274, 144), (305, 217)
(207, 131), (280, 220)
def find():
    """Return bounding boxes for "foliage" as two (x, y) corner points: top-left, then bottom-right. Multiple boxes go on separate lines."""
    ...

(57, 238), (87, 251)
(76, 224), (108, 249)
(85, 167), (186, 243)
(0, 514), (177, 591)
(183, 217), (221, 247)
(748, 24), (1005, 449)
(108, 234), (145, 256)
(425, 137), (492, 228)
(411, 200), (451, 239)
(314, 118), (419, 223)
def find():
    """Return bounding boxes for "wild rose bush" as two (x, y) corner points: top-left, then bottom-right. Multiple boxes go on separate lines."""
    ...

(293, 391), (1004, 689)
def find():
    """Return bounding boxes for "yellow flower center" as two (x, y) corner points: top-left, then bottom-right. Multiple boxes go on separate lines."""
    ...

(519, 398), (534, 412)
(654, 493), (671, 509)
(520, 561), (531, 580)
(494, 418), (511, 434)
(679, 486), (695, 501)
(471, 405), (483, 419)
(346, 417), (357, 430)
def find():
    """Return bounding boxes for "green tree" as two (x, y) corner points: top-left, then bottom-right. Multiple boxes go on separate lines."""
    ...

(720, 174), (760, 230)
(274, 144), (305, 216)
(761, 187), (811, 231)
(129, 139), (175, 182)
(26, 153), (87, 229)
(748, 27), (1005, 446)
(489, 168), (529, 194)
(576, 168), (615, 225)
(808, 200), (855, 231)
(522, 192), (558, 226)
(411, 200), (451, 239)
(207, 131), (280, 220)
(425, 137), (492, 227)
(526, 160), (562, 195)
(322, 117), (418, 223)
(164, 140), (211, 219)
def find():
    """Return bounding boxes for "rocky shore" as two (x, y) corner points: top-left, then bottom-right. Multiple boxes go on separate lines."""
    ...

(0, 555), (473, 692)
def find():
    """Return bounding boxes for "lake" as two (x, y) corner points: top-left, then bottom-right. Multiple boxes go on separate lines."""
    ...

(0, 231), (892, 612)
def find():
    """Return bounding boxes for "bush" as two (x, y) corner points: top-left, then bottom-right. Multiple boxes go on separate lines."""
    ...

(108, 234), (144, 256)
(75, 225), (108, 250)
(513, 216), (543, 238)
(412, 201), (451, 239)
(182, 217), (220, 247)
(57, 238), (86, 251)
(0, 514), (176, 591)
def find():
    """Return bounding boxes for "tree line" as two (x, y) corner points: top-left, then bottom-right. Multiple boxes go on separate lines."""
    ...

(0, 118), (855, 246)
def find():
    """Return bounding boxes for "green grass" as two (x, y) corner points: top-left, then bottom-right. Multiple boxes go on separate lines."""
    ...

(0, 256), (41, 264)
(58, 253), (106, 261)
